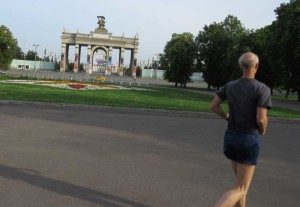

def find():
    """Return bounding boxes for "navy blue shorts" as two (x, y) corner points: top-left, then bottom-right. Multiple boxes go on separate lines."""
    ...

(223, 129), (261, 165)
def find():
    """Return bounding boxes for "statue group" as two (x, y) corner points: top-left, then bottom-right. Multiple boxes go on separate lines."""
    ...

(97, 16), (106, 28)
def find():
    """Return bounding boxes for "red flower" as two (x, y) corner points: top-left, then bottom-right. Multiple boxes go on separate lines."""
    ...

(67, 83), (86, 90)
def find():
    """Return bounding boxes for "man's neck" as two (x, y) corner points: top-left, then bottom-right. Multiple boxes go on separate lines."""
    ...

(242, 68), (256, 79)
(242, 75), (255, 79)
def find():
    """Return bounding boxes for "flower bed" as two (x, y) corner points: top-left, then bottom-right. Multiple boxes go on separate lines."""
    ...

(0, 80), (153, 91)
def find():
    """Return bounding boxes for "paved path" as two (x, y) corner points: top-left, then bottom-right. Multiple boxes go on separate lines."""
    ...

(0, 103), (299, 207)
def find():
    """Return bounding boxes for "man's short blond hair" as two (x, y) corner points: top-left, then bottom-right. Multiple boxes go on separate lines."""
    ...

(238, 52), (259, 70)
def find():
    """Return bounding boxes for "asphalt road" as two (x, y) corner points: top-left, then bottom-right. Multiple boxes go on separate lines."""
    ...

(0, 103), (299, 207)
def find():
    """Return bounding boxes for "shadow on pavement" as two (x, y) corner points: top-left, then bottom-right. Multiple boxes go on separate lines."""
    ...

(0, 164), (151, 207)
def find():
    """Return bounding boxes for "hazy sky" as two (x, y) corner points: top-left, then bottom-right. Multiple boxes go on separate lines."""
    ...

(0, 0), (289, 64)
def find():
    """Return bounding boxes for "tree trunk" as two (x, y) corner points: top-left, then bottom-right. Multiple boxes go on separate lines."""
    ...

(298, 90), (300, 102)
(175, 82), (178, 87)
(270, 87), (274, 96)
(183, 83), (187, 88)
(285, 88), (290, 98)
(208, 85), (211, 90)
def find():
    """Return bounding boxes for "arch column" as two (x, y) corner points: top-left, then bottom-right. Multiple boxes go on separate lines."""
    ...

(118, 48), (125, 76)
(86, 45), (92, 74)
(106, 46), (113, 75)
(130, 48), (138, 77)
(87, 45), (92, 64)
(73, 44), (81, 73)
(60, 44), (68, 72)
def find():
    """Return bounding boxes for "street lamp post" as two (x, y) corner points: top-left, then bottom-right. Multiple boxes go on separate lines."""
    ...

(154, 54), (159, 84)
(23, 49), (26, 70)
(33, 44), (40, 70)
(43, 45), (46, 70)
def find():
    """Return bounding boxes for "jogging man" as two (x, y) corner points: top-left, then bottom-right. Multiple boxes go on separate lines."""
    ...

(210, 52), (272, 207)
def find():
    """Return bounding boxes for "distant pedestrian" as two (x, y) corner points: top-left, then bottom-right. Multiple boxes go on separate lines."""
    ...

(210, 52), (272, 207)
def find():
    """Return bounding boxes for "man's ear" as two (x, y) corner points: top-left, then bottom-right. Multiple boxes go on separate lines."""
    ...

(255, 63), (259, 70)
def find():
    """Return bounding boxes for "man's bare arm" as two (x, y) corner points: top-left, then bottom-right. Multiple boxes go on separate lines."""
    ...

(257, 107), (268, 135)
(210, 95), (229, 120)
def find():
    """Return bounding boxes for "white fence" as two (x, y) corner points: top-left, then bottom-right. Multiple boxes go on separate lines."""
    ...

(11, 59), (55, 70)
(141, 69), (203, 82)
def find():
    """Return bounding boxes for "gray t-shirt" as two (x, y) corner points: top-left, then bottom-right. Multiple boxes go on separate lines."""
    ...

(216, 78), (272, 133)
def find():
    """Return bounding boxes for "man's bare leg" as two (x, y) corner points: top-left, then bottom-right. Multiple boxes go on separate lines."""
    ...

(214, 163), (255, 207)
(231, 161), (246, 207)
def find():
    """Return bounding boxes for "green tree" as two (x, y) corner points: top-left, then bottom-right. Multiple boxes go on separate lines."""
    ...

(14, 46), (24, 59)
(196, 15), (248, 89)
(67, 63), (74, 71)
(44, 56), (50, 62)
(54, 61), (60, 71)
(0, 25), (18, 69)
(25, 50), (41, 61)
(161, 33), (197, 87)
(244, 26), (282, 94)
(272, 0), (300, 101)
(196, 22), (228, 89)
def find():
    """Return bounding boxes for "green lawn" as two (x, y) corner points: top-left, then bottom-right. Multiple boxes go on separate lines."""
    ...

(272, 94), (298, 102)
(0, 83), (299, 119)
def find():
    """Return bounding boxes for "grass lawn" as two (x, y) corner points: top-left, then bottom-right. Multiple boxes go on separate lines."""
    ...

(272, 94), (299, 102)
(0, 82), (299, 119)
